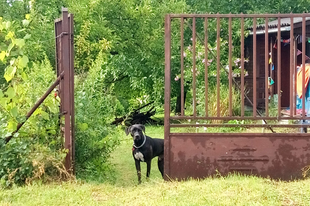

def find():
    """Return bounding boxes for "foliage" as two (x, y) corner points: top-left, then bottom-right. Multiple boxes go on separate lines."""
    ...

(25, 0), (65, 65)
(74, 51), (121, 181)
(0, 16), (31, 134)
(0, 0), (30, 21)
(66, 0), (188, 108)
(0, 17), (68, 187)
(1, 0), (310, 187)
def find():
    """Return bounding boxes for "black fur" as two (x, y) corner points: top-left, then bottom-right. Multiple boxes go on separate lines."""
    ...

(125, 124), (164, 184)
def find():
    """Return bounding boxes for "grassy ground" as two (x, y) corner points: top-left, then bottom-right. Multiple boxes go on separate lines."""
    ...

(1, 125), (310, 206)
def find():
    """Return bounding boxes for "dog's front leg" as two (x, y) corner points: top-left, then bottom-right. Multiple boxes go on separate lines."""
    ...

(146, 160), (151, 179)
(135, 160), (142, 184)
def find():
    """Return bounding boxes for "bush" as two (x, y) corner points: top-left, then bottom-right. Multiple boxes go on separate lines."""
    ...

(0, 57), (69, 188)
(75, 51), (121, 181)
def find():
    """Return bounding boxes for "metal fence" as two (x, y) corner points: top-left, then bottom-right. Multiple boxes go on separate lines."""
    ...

(164, 13), (310, 180)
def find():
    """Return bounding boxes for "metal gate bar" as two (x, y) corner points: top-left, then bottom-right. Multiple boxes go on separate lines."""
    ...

(166, 13), (310, 124)
(55, 8), (75, 173)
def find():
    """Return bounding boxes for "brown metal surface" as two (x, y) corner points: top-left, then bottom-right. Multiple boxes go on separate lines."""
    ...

(55, 9), (75, 173)
(253, 18), (257, 117)
(265, 18), (269, 117)
(180, 17), (184, 116)
(164, 14), (171, 178)
(240, 17), (245, 117)
(216, 17), (220, 117)
(69, 14), (75, 174)
(166, 133), (310, 180)
(204, 18), (208, 117)
(55, 20), (64, 113)
(277, 17), (282, 118)
(302, 17), (306, 117)
(192, 17), (197, 117)
(170, 123), (310, 128)
(228, 17), (232, 117)
(290, 17), (294, 117)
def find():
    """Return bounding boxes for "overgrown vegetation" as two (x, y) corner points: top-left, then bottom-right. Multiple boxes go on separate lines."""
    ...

(1, 127), (310, 206)
(74, 51), (122, 181)
(0, 17), (68, 187)
(1, 0), (310, 187)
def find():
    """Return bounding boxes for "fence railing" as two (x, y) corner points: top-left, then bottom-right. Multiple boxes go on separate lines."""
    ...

(164, 13), (310, 130)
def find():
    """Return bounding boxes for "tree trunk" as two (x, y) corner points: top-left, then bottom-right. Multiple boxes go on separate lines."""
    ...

(175, 91), (186, 115)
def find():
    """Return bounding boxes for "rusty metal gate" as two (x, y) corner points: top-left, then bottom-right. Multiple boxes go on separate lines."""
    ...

(164, 13), (310, 180)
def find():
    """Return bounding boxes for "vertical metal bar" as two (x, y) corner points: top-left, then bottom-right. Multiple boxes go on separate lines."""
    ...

(55, 21), (60, 77)
(277, 16), (282, 118)
(228, 16), (232, 117)
(253, 18), (257, 117)
(293, 36), (297, 115)
(62, 8), (72, 172)
(180, 17), (184, 116)
(164, 14), (171, 180)
(54, 19), (63, 141)
(241, 16), (245, 117)
(217, 16), (221, 117)
(69, 14), (75, 174)
(55, 21), (63, 114)
(290, 15), (294, 117)
(302, 15), (306, 118)
(192, 17), (197, 117)
(204, 18), (209, 117)
(265, 17), (269, 117)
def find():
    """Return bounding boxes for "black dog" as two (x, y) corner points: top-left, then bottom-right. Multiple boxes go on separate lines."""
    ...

(125, 124), (164, 184)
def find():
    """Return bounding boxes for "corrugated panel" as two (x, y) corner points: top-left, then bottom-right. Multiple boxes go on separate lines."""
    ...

(250, 17), (310, 32)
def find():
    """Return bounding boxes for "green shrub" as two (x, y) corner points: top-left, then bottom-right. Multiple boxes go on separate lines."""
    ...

(75, 51), (121, 181)
(0, 57), (68, 188)
(0, 17), (68, 187)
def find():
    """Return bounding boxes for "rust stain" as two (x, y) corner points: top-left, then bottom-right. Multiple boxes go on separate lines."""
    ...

(166, 133), (310, 180)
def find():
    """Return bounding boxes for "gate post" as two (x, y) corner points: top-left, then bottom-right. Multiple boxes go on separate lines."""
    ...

(55, 8), (75, 173)
(164, 14), (171, 180)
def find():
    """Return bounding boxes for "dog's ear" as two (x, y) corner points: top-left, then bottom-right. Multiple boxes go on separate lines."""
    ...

(125, 126), (131, 136)
(137, 124), (145, 133)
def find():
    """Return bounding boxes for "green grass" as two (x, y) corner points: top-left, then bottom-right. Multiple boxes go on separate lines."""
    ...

(1, 125), (310, 206)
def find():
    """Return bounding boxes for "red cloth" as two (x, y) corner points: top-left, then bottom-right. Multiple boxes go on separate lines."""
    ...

(296, 64), (310, 98)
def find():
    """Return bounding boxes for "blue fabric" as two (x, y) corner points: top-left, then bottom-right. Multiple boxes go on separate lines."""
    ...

(296, 82), (310, 115)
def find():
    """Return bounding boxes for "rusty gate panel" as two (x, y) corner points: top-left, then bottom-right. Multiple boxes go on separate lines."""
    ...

(164, 13), (310, 180)
(167, 133), (310, 180)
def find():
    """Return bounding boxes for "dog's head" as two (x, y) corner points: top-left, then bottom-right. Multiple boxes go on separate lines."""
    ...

(125, 124), (145, 141)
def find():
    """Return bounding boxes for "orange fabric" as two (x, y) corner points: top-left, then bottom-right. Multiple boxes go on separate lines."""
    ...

(296, 64), (310, 98)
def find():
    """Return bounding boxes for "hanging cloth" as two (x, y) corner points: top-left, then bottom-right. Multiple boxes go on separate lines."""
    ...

(296, 64), (310, 98)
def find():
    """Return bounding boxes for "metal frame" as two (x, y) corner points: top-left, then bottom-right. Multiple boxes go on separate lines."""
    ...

(164, 13), (310, 180)
(55, 8), (75, 173)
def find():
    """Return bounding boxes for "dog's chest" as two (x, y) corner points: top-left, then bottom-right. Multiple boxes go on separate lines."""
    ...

(133, 150), (145, 161)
